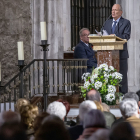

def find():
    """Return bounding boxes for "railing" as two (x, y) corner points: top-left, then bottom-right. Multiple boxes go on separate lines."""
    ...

(0, 59), (87, 112)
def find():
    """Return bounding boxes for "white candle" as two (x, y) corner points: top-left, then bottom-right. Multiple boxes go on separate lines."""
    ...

(40, 22), (47, 40)
(0, 62), (1, 81)
(17, 41), (24, 60)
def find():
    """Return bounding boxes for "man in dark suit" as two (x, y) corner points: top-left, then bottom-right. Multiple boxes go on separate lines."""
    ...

(74, 28), (97, 73)
(103, 4), (131, 94)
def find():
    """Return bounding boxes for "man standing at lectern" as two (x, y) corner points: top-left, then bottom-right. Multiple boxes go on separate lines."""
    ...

(103, 4), (131, 94)
(74, 28), (97, 73)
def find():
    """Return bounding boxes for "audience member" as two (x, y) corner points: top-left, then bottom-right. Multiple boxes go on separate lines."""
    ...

(87, 90), (101, 103)
(94, 101), (103, 111)
(102, 103), (110, 112)
(78, 109), (106, 140)
(19, 104), (39, 130)
(87, 90), (116, 128)
(0, 111), (21, 127)
(34, 112), (49, 133)
(0, 122), (27, 140)
(88, 129), (110, 140)
(120, 98), (140, 137)
(136, 90), (140, 107)
(110, 122), (135, 140)
(68, 100), (97, 140)
(35, 116), (70, 140)
(15, 98), (30, 112)
(57, 99), (70, 116)
(47, 101), (66, 120)
(112, 92), (139, 127)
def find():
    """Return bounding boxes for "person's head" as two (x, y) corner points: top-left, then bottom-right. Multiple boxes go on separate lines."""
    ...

(110, 122), (135, 140)
(136, 90), (140, 106)
(35, 119), (70, 140)
(88, 129), (110, 140)
(83, 109), (106, 129)
(57, 99), (70, 116)
(79, 28), (90, 43)
(120, 98), (139, 119)
(47, 101), (66, 120)
(34, 112), (50, 132)
(0, 122), (27, 140)
(19, 104), (39, 130)
(94, 101), (103, 112)
(79, 100), (97, 122)
(102, 103), (110, 112)
(87, 90), (101, 103)
(112, 4), (123, 20)
(15, 98), (30, 112)
(42, 114), (64, 125)
(0, 111), (21, 127)
(123, 92), (139, 106)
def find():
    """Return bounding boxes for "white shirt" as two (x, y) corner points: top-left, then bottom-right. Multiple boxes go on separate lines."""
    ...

(112, 17), (121, 27)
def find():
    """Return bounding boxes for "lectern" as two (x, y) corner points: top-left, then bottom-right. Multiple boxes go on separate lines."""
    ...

(89, 35), (127, 72)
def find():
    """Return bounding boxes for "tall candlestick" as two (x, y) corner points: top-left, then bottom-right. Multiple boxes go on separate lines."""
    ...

(40, 22), (47, 40)
(0, 62), (1, 81)
(17, 41), (24, 60)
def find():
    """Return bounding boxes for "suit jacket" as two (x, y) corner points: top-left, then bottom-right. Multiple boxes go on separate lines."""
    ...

(68, 124), (83, 140)
(74, 40), (97, 73)
(126, 116), (140, 138)
(103, 17), (131, 59)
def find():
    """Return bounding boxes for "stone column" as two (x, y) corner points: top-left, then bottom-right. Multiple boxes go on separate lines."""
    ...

(116, 0), (140, 92)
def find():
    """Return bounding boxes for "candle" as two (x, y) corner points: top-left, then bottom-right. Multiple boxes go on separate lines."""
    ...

(0, 62), (1, 81)
(40, 22), (47, 40)
(17, 41), (24, 60)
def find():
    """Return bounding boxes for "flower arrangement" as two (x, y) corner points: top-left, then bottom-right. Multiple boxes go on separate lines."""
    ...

(81, 63), (123, 105)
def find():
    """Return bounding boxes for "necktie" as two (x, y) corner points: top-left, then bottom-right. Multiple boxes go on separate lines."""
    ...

(112, 21), (117, 34)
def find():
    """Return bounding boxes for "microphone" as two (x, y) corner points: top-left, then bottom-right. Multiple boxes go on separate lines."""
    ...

(100, 14), (112, 34)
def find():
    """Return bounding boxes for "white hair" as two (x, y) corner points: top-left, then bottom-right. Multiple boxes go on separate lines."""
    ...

(120, 98), (138, 118)
(0, 111), (21, 126)
(47, 101), (66, 120)
(79, 100), (97, 122)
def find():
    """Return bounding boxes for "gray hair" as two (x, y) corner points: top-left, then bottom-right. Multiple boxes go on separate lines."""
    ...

(0, 111), (21, 126)
(79, 100), (97, 122)
(120, 98), (138, 118)
(113, 4), (123, 11)
(88, 129), (110, 140)
(87, 90), (101, 102)
(79, 28), (90, 36)
(123, 92), (139, 105)
(47, 101), (66, 120)
(83, 109), (106, 129)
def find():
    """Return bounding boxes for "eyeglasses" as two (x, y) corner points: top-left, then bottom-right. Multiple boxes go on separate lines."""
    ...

(82, 34), (90, 37)
(112, 9), (121, 12)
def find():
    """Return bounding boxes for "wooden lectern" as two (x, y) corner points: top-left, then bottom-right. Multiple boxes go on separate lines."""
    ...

(89, 35), (127, 72)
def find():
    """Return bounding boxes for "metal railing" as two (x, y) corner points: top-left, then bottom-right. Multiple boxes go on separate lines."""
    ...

(0, 59), (87, 112)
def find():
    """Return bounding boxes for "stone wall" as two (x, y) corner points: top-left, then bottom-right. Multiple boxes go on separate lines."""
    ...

(0, 0), (32, 85)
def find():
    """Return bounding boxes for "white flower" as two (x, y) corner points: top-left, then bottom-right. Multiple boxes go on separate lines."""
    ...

(90, 74), (98, 84)
(113, 72), (123, 80)
(108, 85), (116, 94)
(104, 67), (108, 71)
(105, 78), (108, 83)
(84, 81), (90, 89)
(99, 63), (108, 69)
(106, 93), (115, 102)
(82, 73), (90, 81)
(109, 66), (114, 71)
(104, 74), (109, 78)
(95, 81), (102, 90)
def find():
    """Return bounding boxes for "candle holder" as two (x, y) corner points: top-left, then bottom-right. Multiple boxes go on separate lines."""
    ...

(40, 40), (50, 111)
(16, 60), (26, 98)
(17, 60), (26, 71)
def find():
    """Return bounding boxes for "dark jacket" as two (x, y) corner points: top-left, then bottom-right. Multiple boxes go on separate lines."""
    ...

(103, 17), (131, 59)
(74, 40), (97, 73)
